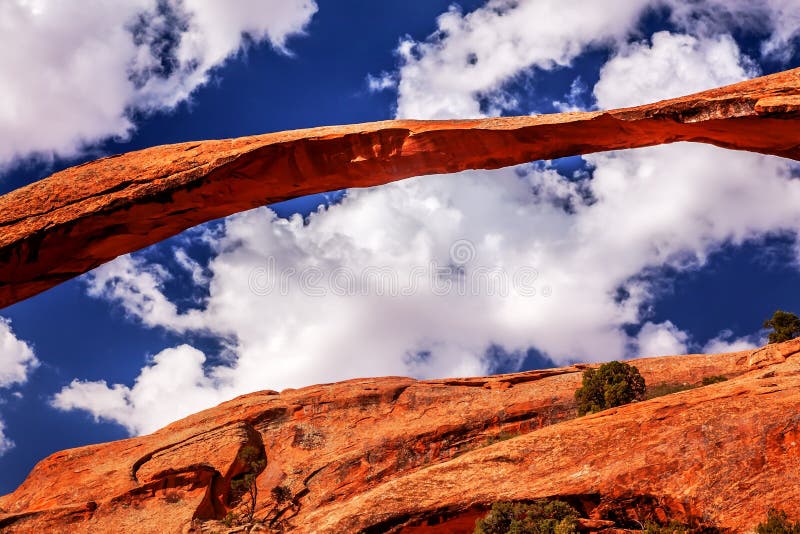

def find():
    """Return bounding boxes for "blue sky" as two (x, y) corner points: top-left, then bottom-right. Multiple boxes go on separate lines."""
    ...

(1, 0), (800, 494)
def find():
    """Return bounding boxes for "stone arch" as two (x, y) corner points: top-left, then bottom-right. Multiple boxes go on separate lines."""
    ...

(1, 67), (799, 308)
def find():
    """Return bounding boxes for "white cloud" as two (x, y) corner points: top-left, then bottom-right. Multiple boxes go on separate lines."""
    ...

(135, 0), (319, 109)
(386, 0), (800, 119)
(0, 0), (317, 165)
(57, 4), (800, 435)
(702, 329), (760, 354)
(52, 345), (225, 435)
(0, 318), (38, 388)
(366, 73), (397, 92)
(665, 0), (800, 61)
(636, 321), (689, 357)
(0, 419), (13, 457)
(392, 0), (651, 119)
(552, 77), (589, 112)
(0, 317), (38, 455)
(86, 254), (206, 332)
(174, 247), (209, 286)
(594, 31), (757, 109)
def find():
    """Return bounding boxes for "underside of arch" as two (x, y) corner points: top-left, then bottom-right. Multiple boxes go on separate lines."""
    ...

(1, 67), (799, 308)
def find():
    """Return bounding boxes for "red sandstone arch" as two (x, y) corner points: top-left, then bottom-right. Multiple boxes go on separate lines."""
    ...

(1, 68), (799, 308)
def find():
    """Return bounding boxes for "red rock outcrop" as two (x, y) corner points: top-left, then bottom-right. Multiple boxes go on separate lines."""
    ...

(2, 340), (798, 533)
(2, 68), (800, 309)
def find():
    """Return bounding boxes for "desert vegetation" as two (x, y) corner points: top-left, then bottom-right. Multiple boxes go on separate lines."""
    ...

(574, 361), (646, 416)
(764, 310), (800, 344)
(485, 430), (521, 446)
(644, 382), (696, 400)
(701, 375), (728, 385)
(229, 445), (266, 524)
(474, 499), (579, 534)
(644, 375), (728, 400)
(472, 500), (712, 533)
(756, 509), (800, 534)
(473, 502), (798, 533)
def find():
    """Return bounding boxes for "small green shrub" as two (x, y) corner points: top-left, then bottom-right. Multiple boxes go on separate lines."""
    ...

(221, 511), (236, 527)
(265, 485), (294, 529)
(701, 375), (728, 386)
(271, 485), (292, 505)
(474, 499), (579, 534)
(645, 382), (696, 400)
(163, 490), (182, 504)
(229, 445), (267, 524)
(575, 361), (646, 416)
(485, 430), (520, 446)
(756, 509), (800, 534)
(763, 310), (800, 344)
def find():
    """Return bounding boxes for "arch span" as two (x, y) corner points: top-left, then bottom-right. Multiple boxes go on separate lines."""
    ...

(2, 68), (800, 308)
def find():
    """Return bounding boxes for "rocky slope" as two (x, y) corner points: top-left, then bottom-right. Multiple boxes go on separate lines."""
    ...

(1, 340), (798, 533)
(2, 67), (800, 308)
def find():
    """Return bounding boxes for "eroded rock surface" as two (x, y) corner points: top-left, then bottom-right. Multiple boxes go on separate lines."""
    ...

(2, 341), (798, 533)
(2, 68), (800, 308)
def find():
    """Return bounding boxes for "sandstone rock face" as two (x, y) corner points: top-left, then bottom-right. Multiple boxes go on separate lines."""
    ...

(2, 341), (798, 533)
(2, 68), (800, 308)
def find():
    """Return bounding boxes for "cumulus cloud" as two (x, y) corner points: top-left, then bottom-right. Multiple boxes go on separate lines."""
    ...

(0, 420), (13, 457)
(387, 0), (800, 119)
(56, 3), (800, 434)
(0, 318), (38, 454)
(0, 0), (317, 165)
(665, 0), (800, 61)
(174, 247), (210, 287)
(594, 31), (757, 109)
(53, 345), (225, 434)
(552, 77), (590, 112)
(636, 321), (689, 357)
(366, 72), (397, 92)
(0, 318), (38, 389)
(392, 0), (650, 118)
(702, 329), (760, 354)
(86, 254), (204, 332)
